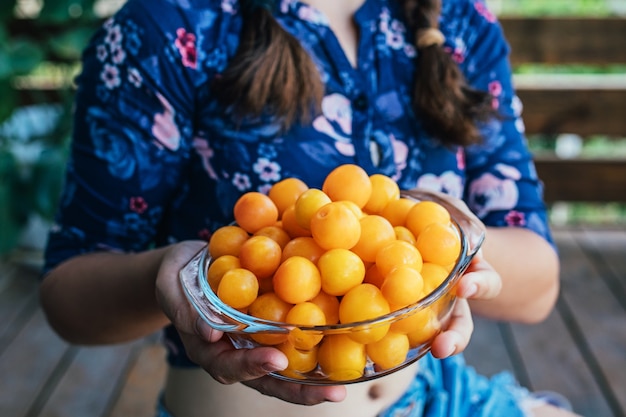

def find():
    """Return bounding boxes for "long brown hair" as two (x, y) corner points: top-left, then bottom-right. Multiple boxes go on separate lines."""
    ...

(212, 0), (495, 145)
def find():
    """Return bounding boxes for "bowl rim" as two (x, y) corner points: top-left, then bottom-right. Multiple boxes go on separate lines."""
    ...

(189, 188), (486, 334)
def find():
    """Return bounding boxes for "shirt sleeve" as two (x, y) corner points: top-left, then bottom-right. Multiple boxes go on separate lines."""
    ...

(43, 0), (207, 273)
(442, 0), (554, 246)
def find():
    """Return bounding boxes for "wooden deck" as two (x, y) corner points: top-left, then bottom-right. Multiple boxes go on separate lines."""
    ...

(0, 226), (624, 417)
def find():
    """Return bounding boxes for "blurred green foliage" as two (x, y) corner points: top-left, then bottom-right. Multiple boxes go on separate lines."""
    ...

(0, 0), (104, 254)
(488, 0), (625, 16)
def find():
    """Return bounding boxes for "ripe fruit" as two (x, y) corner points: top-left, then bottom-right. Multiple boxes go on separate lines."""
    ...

(204, 165), (468, 382)
(273, 256), (321, 304)
(310, 202), (361, 250)
(206, 254), (241, 292)
(310, 291), (340, 324)
(366, 331), (410, 370)
(217, 268), (259, 309)
(294, 188), (332, 230)
(317, 248), (365, 296)
(405, 200), (451, 238)
(380, 265), (424, 307)
(248, 292), (292, 345)
(420, 262), (450, 292)
(233, 192), (279, 234)
(277, 342), (319, 378)
(415, 222), (461, 266)
(286, 302), (326, 350)
(393, 225), (416, 244)
(406, 308), (441, 347)
(238, 235), (282, 279)
(208, 225), (249, 258)
(281, 204), (312, 238)
(281, 236), (325, 264)
(380, 197), (416, 227)
(317, 334), (367, 381)
(339, 283), (390, 344)
(269, 177), (309, 217)
(363, 173), (400, 214)
(322, 164), (372, 208)
(375, 240), (423, 277)
(253, 225), (291, 249)
(350, 214), (396, 263)
(363, 263), (386, 288)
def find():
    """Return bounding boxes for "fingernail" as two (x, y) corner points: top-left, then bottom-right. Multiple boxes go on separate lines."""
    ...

(262, 362), (285, 373)
(443, 343), (456, 358)
(464, 283), (478, 298)
(196, 318), (215, 340)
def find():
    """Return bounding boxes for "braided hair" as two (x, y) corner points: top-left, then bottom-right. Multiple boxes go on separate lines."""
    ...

(212, 0), (495, 145)
(212, 0), (323, 128)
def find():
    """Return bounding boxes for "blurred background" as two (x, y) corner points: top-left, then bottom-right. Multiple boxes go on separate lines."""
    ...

(0, 2), (625, 417)
(0, 0), (125, 262)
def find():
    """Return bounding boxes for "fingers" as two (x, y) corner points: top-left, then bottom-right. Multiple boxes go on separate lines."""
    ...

(244, 377), (347, 405)
(180, 330), (287, 383)
(180, 330), (347, 405)
(455, 256), (502, 300)
(158, 241), (348, 406)
(430, 298), (473, 358)
(155, 241), (208, 336)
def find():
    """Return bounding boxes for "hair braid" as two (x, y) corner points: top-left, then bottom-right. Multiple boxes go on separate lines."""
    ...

(212, 0), (324, 129)
(215, 0), (494, 143)
(402, 0), (495, 146)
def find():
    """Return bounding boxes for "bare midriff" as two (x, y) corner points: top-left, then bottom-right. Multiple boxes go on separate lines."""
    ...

(163, 362), (419, 417)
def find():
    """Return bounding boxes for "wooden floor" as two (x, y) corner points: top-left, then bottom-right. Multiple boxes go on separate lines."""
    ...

(0, 226), (624, 417)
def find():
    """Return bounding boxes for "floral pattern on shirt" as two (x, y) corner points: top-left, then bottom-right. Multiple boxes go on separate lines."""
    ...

(44, 0), (554, 368)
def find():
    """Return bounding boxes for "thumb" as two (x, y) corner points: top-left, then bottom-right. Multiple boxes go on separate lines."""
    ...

(195, 316), (224, 342)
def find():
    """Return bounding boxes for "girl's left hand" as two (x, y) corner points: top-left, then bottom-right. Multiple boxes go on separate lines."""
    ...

(429, 252), (502, 358)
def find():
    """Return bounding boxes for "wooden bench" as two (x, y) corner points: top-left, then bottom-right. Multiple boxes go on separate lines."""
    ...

(500, 16), (626, 203)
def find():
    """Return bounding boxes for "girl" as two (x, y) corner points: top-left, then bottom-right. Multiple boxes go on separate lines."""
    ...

(40, 0), (577, 415)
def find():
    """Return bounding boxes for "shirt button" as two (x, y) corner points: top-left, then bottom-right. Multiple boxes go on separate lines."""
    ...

(353, 94), (368, 111)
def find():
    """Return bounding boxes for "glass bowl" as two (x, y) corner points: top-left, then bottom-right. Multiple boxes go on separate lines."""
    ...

(179, 188), (485, 385)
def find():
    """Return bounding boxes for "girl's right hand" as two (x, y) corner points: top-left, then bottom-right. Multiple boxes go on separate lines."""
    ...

(154, 240), (347, 405)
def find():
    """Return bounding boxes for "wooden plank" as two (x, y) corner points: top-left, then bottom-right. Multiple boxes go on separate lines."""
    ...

(534, 159), (626, 203)
(0, 309), (71, 417)
(108, 341), (167, 417)
(463, 318), (518, 378)
(0, 264), (40, 353)
(517, 88), (626, 137)
(551, 229), (626, 416)
(35, 341), (141, 417)
(510, 305), (613, 416)
(500, 17), (626, 65)
(505, 228), (624, 416)
(578, 229), (626, 304)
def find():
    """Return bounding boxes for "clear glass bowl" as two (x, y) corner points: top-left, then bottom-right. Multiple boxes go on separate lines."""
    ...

(180, 189), (485, 385)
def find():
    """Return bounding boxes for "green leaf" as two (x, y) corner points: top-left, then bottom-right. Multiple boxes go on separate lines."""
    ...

(39, 0), (75, 23)
(0, 80), (17, 125)
(48, 26), (98, 60)
(39, 0), (100, 23)
(0, 49), (13, 79)
(5, 39), (45, 75)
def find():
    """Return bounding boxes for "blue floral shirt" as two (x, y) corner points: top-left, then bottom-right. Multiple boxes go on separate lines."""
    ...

(44, 0), (552, 366)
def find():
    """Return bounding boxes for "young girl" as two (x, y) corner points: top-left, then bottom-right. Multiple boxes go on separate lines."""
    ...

(40, 0), (578, 415)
